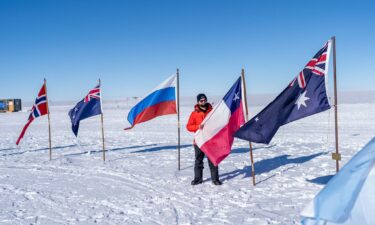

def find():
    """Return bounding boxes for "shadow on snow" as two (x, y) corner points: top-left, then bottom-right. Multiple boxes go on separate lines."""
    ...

(0, 147), (18, 152)
(306, 174), (334, 185)
(130, 144), (191, 153)
(63, 144), (158, 157)
(231, 144), (276, 154)
(1, 144), (78, 157)
(219, 152), (327, 184)
(2, 143), (193, 158)
(107, 144), (192, 162)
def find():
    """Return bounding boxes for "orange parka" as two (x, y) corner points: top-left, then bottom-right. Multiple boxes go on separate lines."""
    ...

(186, 103), (213, 133)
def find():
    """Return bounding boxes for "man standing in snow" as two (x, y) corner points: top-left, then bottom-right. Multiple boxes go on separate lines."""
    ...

(186, 93), (222, 185)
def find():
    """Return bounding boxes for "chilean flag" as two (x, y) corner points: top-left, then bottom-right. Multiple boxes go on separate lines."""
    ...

(195, 77), (245, 166)
(125, 74), (177, 130)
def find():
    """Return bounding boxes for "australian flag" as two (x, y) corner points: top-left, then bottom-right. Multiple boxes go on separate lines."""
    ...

(69, 84), (102, 136)
(235, 40), (332, 144)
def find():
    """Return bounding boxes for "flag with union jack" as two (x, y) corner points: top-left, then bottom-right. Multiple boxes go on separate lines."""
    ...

(16, 83), (49, 145)
(68, 83), (102, 136)
(235, 39), (332, 144)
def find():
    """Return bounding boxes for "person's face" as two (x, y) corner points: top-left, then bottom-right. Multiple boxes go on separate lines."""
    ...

(198, 98), (207, 107)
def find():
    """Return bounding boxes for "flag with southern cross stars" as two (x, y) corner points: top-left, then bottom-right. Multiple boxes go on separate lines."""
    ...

(68, 83), (102, 136)
(234, 40), (332, 144)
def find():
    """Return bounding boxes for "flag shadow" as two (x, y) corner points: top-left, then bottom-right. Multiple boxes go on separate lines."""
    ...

(130, 144), (192, 153)
(306, 174), (334, 185)
(1, 144), (78, 157)
(63, 144), (157, 157)
(231, 144), (276, 154)
(0, 147), (18, 152)
(220, 152), (326, 183)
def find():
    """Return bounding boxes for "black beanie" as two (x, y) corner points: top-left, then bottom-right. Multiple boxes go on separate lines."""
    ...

(197, 93), (207, 102)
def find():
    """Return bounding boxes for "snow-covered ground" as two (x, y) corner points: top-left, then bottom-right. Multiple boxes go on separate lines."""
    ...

(0, 96), (374, 224)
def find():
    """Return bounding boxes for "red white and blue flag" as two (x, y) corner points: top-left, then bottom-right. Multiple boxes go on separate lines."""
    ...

(195, 77), (245, 166)
(16, 83), (49, 145)
(235, 39), (332, 144)
(68, 84), (102, 136)
(125, 74), (177, 130)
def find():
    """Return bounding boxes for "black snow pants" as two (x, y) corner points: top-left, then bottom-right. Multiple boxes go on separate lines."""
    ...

(193, 145), (219, 181)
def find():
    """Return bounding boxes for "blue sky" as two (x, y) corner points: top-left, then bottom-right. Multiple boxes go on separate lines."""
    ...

(0, 0), (374, 101)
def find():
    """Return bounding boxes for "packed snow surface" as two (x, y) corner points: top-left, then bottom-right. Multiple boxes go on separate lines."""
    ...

(0, 97), (374, 224)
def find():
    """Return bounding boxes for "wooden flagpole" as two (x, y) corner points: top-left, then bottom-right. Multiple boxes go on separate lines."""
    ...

(177, 69), (181, 170)
(331, 36), (340, 172)
(44, 78), (52, 160)
(99, 79), (106, 161)
(241, 69), (256, 186)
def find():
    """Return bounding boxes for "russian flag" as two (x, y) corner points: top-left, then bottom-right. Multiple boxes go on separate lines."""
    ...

(125, 74), (177, 130)
(195, 77), (245, 166)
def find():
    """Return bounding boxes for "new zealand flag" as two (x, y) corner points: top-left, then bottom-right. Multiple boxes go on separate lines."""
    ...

(234, 40), (332, 144)
(69, 84), (102, 136)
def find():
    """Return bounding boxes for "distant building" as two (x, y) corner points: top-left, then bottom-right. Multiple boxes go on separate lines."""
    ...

(0, 99), (22, 112)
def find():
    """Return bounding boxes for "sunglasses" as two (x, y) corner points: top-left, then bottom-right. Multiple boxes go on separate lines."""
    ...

(199, 99), (207, 103)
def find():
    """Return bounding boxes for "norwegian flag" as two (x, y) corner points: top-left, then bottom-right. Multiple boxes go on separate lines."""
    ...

(235, 40), (332, 144)
(16, 83), (49, 145)
(68, 83), (102, 136)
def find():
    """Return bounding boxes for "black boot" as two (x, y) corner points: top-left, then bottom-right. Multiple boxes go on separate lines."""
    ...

(192, 145), (204, 185)
(191, 179), (203, 185)
(212, 180), (222, 185)
(191, 167), (203, 185)
(208, 158), (221, 185)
